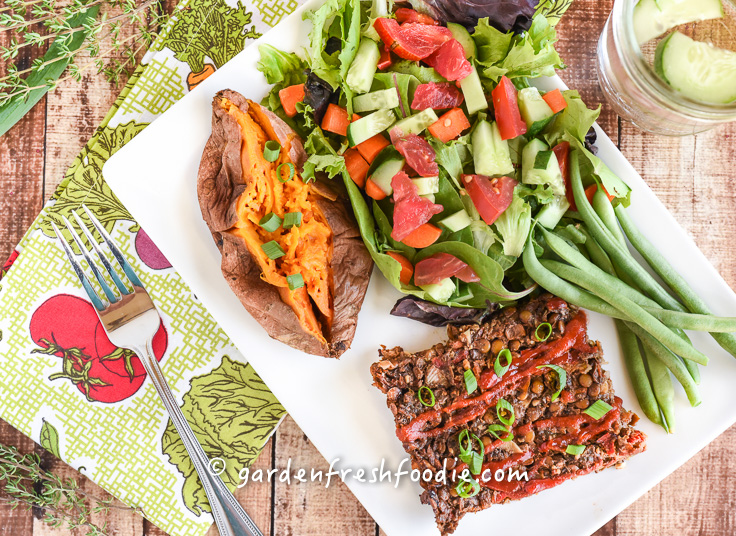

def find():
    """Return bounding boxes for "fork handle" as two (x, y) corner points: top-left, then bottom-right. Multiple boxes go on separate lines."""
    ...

(131, 340), (264, 536)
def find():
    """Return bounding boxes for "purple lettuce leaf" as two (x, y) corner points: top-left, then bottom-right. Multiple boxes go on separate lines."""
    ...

(408, 0), (537, 32)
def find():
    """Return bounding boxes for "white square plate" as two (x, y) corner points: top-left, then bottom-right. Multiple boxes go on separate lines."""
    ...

(103, 3), (736, 535)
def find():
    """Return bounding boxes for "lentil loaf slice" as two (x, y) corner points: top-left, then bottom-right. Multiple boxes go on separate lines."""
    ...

(371, 295), (646, 535)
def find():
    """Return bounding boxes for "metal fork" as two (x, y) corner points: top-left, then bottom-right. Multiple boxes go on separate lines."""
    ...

(51, 205), (263, 536)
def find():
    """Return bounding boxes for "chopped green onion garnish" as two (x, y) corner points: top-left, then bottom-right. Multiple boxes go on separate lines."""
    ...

(283, 211), (303, 229)
(455, 477), (480, 498)
(263, 140), (281, 162)
(258, 212), (282, 232)
(494, 348), (513, 379)
(277, 162), (296, 183)
(261, 240), (285, 260)
(468, 451), (484, 475)
(464, 369), (477, 395)
(536, 364), (567, 401)
(566, 444), (585, 456)
(488, 423), (514, 442)
(535, 322), (553, 341)
(496, 399), (515, 427)
(287, 273), (304, 290)
(584, 399), (613, 420)
(418, 386), (435, 407)
(458, 429), (482, 457)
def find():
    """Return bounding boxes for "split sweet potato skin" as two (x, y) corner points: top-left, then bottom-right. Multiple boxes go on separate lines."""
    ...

(197, 89), (372, 358)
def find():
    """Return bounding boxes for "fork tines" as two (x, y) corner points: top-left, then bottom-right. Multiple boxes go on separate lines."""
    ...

(51, 206), (142, 311)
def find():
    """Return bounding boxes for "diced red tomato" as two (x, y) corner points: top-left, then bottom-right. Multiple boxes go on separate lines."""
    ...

(391, 171), (444, 241)
(424, 39), (473, 81)
(552, 142), (574, 210)
(491, 76), (527, 140)
(374, 18), (452, 61)
(414, 253), (480, 286)
(378, 44), (392, 70)
(395, 7), (439, 25)
(461, 174), (517, 225)
(542, 88), (568, 114)
(387, 251), (414, 285)
(411, 82), (464, 110)
(390, 132), (439, 176)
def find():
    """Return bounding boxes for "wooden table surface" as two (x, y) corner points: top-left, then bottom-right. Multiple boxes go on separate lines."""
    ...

(2, 0), (736, 534)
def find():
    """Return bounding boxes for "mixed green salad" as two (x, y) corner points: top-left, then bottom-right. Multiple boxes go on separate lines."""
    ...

(255, 0), (736, 431)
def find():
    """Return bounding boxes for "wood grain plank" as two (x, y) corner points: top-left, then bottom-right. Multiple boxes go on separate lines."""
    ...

(272, 416), (375, 536)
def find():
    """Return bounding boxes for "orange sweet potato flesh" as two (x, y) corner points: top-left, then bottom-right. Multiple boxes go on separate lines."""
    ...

(197, 89), (372, 357)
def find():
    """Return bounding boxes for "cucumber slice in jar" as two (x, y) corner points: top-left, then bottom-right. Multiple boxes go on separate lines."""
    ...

(633, 0), (724, 44)
(655, 31), (736, 104)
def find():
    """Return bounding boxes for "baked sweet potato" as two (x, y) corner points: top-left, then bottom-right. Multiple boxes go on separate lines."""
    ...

(197, 89), (372, 357)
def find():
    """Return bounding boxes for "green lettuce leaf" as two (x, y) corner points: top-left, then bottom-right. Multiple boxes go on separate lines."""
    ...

(374, 71), (420, 118)
(257, 44), (307, 85)
(543, 90), (601, 145)
(472, 18), (513, 66)
(389, 60), (447, 83)
(430, 137), (471, 188)
(301, 127), (345, 181)
(303, 0), (344, 88)
(494, 194), (532, 257)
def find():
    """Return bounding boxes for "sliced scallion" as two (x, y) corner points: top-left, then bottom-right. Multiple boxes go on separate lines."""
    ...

(456, 477), (480, 498)
(487, 423), (514, 442)
(496, 399), (515, 427)
(258, 212), (282, 232)
(283, 211), (303, 229)
(287, 273), (304, 290)
(584, 399), (613, 420)
(536, 364), (567, 401)
(468, 451), (484, 475)
(263, 140), (281, 162)
(464, 369), (478, 395)
(535, 322), (553, 341)
(457, 430), (481, 457)
(566, 444), (585, 456)
(261, 240), (285, 260)
(494, 348), (513, 378)
(418, 386), (435, 407)
(277, 162), (296, 183)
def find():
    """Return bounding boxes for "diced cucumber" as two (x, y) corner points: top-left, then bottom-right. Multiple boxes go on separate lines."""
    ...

(421, 193), (436, 203)
(634, 0), (724, 44)
(370, 156), (405, 196)
(412, 176), (440, 195)
(391, 108), (439, 136)
(447, 22), (476, 60)
(348, 108), (397, 146)
(537, 195), (571, 229)
(346, 38), (381, 95)
(534, 150), (553, 170)
(472, 120), (513, 176)
(439, 209), (472, 232)
(522, 138), (565, 196)
(655, 31), (736, 104)
(517, 87), (554, 136)
(353, 88), (400, 113)
(420, 277), (456, 302)
(459, 65), (487, 116)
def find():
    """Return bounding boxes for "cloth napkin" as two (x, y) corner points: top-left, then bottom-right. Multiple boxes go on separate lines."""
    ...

(0, 1), (306, 535)
(0, 0), (573, 534)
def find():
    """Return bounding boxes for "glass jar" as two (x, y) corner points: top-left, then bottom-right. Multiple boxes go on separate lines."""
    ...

(597, 0), (736, 136)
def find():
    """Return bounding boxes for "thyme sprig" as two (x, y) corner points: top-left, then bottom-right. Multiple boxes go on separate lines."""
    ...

(0, 443), (137, 535)
(0, 0), (170, 114)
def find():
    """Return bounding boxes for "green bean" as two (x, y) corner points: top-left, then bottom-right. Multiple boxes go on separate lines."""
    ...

(615, 321), (664, 428)
(615, 204), (736, 358)
(641, 340), (675, 433)
(542, 233), (708, 365)
(593, 193), (702, 383)
(570, 151), (686, 312)
(541, 260), (736, 332)
(625, 322), (702, 407)
(580, 226), (616, 275)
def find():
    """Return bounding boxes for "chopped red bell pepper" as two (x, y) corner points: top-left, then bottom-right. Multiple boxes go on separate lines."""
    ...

(491, 76), (527, 140)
